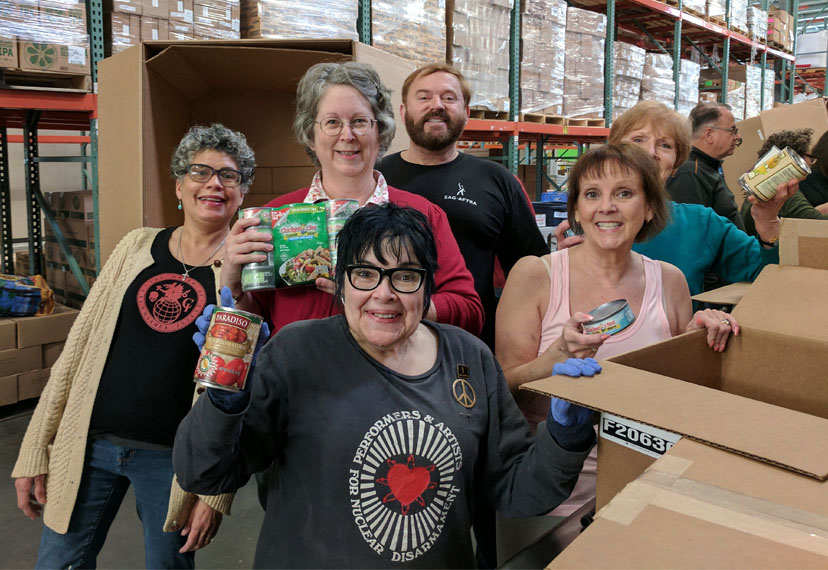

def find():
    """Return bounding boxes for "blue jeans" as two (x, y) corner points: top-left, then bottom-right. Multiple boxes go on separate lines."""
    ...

(36, 438), (194, 569)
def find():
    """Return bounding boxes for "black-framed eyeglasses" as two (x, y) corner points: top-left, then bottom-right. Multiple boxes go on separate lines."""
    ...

(315, 117), (377, 137)
(346, 264), (426, 294)
(710, 125), (740, 136)
(187, 164), (244, 187)
(804, 153), (818, 163)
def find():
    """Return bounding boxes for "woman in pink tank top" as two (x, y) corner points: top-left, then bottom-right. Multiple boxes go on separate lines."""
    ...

(494, 144), (740, 533)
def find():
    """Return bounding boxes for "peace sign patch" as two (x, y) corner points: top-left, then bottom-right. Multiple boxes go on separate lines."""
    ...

(452, 364), (476, 409)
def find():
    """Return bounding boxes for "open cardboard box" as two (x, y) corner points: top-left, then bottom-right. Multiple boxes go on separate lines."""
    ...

(523, 263), (828, 511)
(780, 217), (828, 270)
(723, 98), (828, 209)
(549, 438), (828, 568)
(98, 39), (416, 263)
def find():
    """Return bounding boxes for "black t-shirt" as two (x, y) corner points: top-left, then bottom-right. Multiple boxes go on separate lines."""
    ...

(89, 226), (217, 447)
(377, 152), (548, 347)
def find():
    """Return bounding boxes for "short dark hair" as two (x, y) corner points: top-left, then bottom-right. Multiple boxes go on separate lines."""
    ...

(334, 203), (439, 317)
(567, 143), (669, 242)
(758, 128), (813, 159)
(689, 102), (732, 138)
(812, 129), (828, 178)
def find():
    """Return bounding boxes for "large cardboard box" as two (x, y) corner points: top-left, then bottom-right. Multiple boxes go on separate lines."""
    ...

(0, 346), (43, 376)
(97, 40), (415, 264)
(42, 341), (64, 368)
(0, 374), (17, 406)
(723, 99), (828, 208)
(550, 438), (828, 568)
(780, 217), (828, 269)
(12, 304), (79, 348)
(0, 319), (16, 351)
(524, 264), (828, 511)
(18, 368), (51, 401)
(0, 35), (18, 69)
(17, 40), (90, 74)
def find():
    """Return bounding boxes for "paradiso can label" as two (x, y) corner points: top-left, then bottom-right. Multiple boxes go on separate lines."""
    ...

(194, 306), (262, 392)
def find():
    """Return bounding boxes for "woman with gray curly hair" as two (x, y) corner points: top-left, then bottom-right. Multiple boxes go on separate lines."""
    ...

(740, 128), (828, 236)
(222, 61), (482, 337)
(13, 123), (254, 568)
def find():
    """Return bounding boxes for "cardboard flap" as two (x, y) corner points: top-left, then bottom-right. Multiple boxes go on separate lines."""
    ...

(780, 218), (828, 269)
(146, 46), (211, 101)
(143, 38), (357, 59)
(733, 264), (828, 341)
(691, 281), (750, 305)
(523, 361), (828, 480)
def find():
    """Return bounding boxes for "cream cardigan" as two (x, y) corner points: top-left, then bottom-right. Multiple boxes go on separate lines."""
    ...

(12, 227), (233, 534)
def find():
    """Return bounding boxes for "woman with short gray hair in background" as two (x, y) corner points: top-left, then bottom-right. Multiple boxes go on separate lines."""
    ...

(13, 123), (254, 568)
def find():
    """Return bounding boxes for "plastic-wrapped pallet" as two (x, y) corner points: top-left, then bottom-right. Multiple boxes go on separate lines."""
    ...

(372, 0), (445, 67)
(451, 0), (513, 111)
(640, 52), (676, 108)
(747, 6), (768, 42)
(729, 0), (747, 32)
(706, 0), (727, 23)
(683, 0), (706, 15)
(744, 65), (762, 119)
(727, 80), (745, 121)
(521, 0), (566, 115)
(240, 0), (357, 40)
(194, 0), (240, 39)
(2, 0), (91, 75)
(763, 74), (774, 111)
(677, 59), (701, 116)
(613, 42), (645, 120)
(563, 7), (607, 119)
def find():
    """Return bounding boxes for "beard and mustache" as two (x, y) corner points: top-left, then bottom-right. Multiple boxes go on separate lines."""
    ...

(404, 109), (466, 151)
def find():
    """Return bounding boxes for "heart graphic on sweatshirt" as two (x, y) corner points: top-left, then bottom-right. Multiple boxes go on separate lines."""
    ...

(377, 455), (437, 515)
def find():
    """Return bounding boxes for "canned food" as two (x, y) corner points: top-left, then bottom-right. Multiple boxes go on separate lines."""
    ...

(738, 146), (811, 202)
(240, 207), (276, 292)
(582, 299), (635, 335)
(324, 199), (359, 267)
(194, 306), (262, 392)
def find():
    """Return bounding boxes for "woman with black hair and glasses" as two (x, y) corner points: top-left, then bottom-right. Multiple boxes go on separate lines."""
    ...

(13, 123), (254, 569)
(174, 203), (595, 569)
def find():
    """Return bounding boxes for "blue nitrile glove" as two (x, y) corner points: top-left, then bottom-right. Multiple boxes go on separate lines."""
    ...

(548, 358), (601, 427)
(194, 286), (270, 413)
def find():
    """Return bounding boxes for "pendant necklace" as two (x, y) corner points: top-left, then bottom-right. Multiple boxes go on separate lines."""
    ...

(178, 228), (227, 280)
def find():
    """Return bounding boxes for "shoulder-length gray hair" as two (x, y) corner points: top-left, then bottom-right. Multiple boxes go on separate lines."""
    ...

(170, 123), (256, 193)
(294, 61), (396, 166)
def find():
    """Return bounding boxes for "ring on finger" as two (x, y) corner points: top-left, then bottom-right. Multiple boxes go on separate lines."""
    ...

(721, 318), (731, 326)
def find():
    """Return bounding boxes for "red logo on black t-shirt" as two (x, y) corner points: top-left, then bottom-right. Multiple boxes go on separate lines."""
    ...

(137, 274), (207, 332)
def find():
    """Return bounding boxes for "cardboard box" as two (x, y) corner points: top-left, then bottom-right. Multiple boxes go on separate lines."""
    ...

(110, 0), (143, 15)
(780, 218), (828, 269)
(44, 218), (95, 249)
(550, 438), (828, 568)
(97, 40), (415, 264)
(524, 264), (828, 511)
(63, 190), (94, 221)
(0, 346), (43, 376)
(167, 20), (193, 39)
(141, 0), (168, 18)
(18, 368), (51, 400)
(42, 341), (64, 368)
(0, 319), (16, 351)
(723, 99), (828, 208)
(690, 281), (751, 305)
(12, 304), (79, 348)
(17, 40), (90, 74)
(0, 35), (18, 69)
(0, 374), (17, 406)
(45, 263), (66, 295)
(169, 0), (193, 22)
(106, 12), (141, 55)
(141, 16), (169, 41)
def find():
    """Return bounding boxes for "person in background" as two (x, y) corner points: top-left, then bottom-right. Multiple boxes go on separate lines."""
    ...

(740, 128), (828, 236)
(496, 143), (739, 557)
(12, 124), (254, 568)
(377, 63), (548, 350)
(223, 61), (483, 337)
(667, 102), (745, 230)
(799, 129), (828, 208)
(174, 203), (596, 569)
(556, 100), (794, 298)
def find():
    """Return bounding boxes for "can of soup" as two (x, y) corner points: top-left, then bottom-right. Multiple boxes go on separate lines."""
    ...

(324, 199), (359, 267)
(738, 146), (811, 202)
(240, 207), (275, 292)
(194, 306), (262, 392)
(582, 299), (635, 335)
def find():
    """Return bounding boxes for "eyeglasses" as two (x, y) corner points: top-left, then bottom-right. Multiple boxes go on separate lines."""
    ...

(346, 264), (426, 294)
(804, 153), (818, 163)
(315, 117), (376, 137)
(710, 126), (740, 136)
(187, 164), (244, 187)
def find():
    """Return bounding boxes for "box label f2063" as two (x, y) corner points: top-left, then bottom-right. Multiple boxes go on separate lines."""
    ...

(600, 413), (681, 458)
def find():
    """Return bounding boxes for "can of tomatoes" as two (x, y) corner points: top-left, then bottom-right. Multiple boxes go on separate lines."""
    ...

(240, 207), (276, 292)
(194, 306), (262, 392)
(324, 199), (359, 268)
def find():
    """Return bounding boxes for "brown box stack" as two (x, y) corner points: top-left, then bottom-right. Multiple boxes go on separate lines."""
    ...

(768, 8), (793, 51)
(371, 0), (445, 68)
(521, 0), (566, 116)
(239, 0), (357, 40)
(640, 51), (676, 108)
(0, 304), (78, 406)
(450, 0), (513, 112)
(193, 0), (240, 40)
(563, 7), (606, 119)
(612, 41), (645, 120)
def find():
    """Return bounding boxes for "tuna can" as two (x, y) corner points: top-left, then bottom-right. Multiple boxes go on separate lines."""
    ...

(194, 306), (262, 392)
(738, 146), (811, 202)
(582, 299), (635, 335)
(324, 199), (359, 267)
(240, 207), (276, 292)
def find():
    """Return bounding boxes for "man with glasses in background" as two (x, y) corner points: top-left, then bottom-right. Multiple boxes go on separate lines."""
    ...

(667, 102), (746, 230)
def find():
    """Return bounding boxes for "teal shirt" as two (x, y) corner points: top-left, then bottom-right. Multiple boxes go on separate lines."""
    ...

(633, 202), (777, 296)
